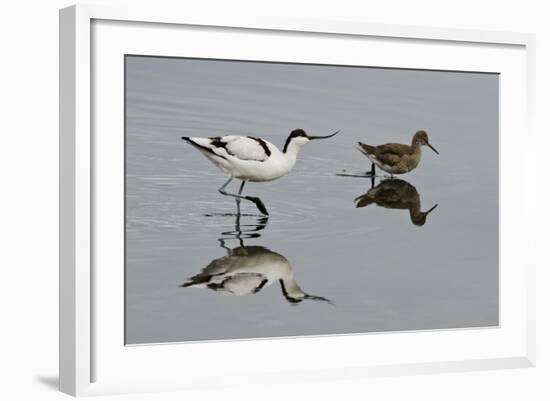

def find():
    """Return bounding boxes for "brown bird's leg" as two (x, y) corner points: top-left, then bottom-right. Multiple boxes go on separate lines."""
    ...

(366, 163), (375, 177)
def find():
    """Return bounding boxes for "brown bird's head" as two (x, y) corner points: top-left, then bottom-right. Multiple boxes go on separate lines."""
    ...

(413, 130), (439, 155)
(411, 203), (439, 226)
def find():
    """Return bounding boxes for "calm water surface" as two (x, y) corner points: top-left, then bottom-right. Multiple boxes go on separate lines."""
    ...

(125, 56), (499, 344)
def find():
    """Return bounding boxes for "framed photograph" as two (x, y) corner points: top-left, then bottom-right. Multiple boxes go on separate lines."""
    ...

(59, 4), (536, 396)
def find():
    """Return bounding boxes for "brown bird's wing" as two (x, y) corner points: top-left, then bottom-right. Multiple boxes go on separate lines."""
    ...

(370, 143), (412, 165)
(355, 186), (405, 209)
(357, 142), (377, 155)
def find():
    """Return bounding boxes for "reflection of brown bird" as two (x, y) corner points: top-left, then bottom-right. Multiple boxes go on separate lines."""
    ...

(357, 130), (439, 177)
(354, 178), (438, 226)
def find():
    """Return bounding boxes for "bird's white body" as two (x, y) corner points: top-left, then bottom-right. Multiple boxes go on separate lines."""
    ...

(183, 135), (308, 182)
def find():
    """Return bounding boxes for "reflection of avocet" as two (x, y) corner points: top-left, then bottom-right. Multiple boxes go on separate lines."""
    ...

(180, 215), (332, 304)
(181, 245), (332, 304)
(181, 129), (340, 215)
(354, 178), (438, 226)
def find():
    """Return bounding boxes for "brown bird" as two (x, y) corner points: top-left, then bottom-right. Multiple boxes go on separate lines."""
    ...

(357, 130), (439, 177)
(354, 178), (438, 226)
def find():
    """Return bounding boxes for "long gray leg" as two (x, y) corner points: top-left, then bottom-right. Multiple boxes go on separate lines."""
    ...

(235, 180), (246, 215)
(238, 180), (246, 195)
(218, 178), (269, 215)
(219, 177), (233, 193)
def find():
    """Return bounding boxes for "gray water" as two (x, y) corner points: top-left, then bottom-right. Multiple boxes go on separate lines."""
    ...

(125, 56), (499, 344)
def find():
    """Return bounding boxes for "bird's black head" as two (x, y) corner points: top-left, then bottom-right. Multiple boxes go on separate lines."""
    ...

(279, 280), (334, 305)
(290, 129), (308, 138)
(282, 129), (308, 153)
(283, 128), (340, 153)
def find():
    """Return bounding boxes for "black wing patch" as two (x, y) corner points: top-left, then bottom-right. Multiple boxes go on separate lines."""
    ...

(247, 136), (271, 157)
(182, 137), (227, 160)
(202, 135), (270, 161)
(210, 137), (228, 149)
(252, 278), (269, 294)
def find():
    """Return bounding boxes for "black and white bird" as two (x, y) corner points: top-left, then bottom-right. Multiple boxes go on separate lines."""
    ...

(181, 129), (340, 215)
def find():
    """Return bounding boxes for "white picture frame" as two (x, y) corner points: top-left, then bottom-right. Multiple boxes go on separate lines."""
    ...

(59, 3), (536, 397)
